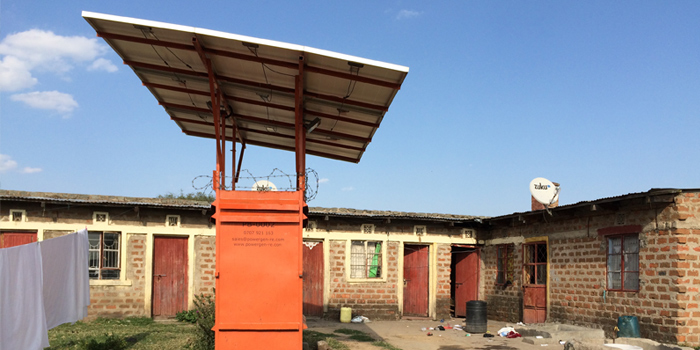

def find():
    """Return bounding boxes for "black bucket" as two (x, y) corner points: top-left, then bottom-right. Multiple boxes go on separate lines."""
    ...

(465, 300), (487, 333)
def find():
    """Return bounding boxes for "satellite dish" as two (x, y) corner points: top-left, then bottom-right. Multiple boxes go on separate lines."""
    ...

(252, 180), (277, 192)
(530, 177), (559, 205)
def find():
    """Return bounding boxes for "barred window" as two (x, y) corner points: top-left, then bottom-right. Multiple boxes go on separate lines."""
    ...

(88, 231), (121, 280)
(496, 244), (515, 285)
(607, 234), (639, 291)
(350, 241), (382, 279)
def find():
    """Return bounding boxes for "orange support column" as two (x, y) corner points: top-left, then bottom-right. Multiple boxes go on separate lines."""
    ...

(211, 190), (305, 349)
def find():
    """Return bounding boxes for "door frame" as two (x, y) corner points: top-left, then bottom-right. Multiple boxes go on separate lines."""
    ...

(522, 237), (549, 323)
(302, 239), (324, 317)
(450, 245), (480, 317)
(151, 235), (189, 317)
(402, 244), (430, 317)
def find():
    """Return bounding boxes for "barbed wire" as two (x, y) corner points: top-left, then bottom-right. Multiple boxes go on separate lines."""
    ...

(191, 168), (320, 202)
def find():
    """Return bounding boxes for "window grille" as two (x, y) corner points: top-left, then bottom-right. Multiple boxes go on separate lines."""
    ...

(88, 231), (121, 280)
(93, 212), (109, 224)
(414, 225), (426, 236)
(496, 244), (515, 285)
(167, 215), (180, 227)
(350, 240), (382, 279)
(607, 234), (639, 291)
(10, 210), (24, 222)
(361, 224), (374, 234)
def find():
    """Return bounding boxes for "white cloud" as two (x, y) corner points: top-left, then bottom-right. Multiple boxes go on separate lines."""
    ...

(396, 9), (422, 20)
(0, 56), (37, 91)
(341, 186), (354, 192)
(22, 167), (43, 174)
(318, 178), (330, 184)
(0, 29), (116, 92)
(88, 58), (118, 73)
(11, 91), (78, 115)
(0, 154), (18, 173)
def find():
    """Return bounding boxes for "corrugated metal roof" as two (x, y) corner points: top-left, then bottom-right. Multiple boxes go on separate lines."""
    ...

(309, 207), (486, 222)
(82, 12), (408, 164)
(487, 188), (693, 221)
(0, 190), (211, 210)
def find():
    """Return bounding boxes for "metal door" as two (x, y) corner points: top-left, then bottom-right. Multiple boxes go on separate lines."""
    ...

(453, 249), (479, 317)
(403, 245), (429, 317)
(152, 236), (188, 317)
(302, 240), (324, 317)
(523, 242), (547, 323)
(0, 232), (37, 248)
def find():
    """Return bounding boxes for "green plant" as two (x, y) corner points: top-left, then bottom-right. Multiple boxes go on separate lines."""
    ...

(348, 334), (375, 342)
(186, 292), (216, 350)
(325, 338), (349, 350)
(333, 328), (366, 335)
(372, 341), (402, 350)
(176, 309), (199, 324)
(78, 333), (127, 350)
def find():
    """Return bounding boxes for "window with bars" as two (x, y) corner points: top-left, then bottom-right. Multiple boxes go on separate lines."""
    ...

(523, 242), (547, 285)
(350, 240), (382, 279)
(607, 234), (639, 291)
(496, 244), (515, 285)
(10, 210), (24, 222)
(361, 224), (374, 234)
(88, 231), (121, 280)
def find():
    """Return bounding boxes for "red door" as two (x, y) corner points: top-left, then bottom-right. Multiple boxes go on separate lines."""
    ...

(303, 241), (324, 317)
(0, 232), (37, 248)
(523, 242), (547, 323)
(453, 249), (479, 317)
(152, 236), (188, 317)
(403, 245), (429, 317)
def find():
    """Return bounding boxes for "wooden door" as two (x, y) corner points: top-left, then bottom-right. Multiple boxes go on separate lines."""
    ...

(453, 249), (479, 317)
(523, 242), (547, 323)
(0, 232), (37, 248)
(302, 241), (324, 317)
(403, 245), (429, 317)
(152, 236), (188, 317)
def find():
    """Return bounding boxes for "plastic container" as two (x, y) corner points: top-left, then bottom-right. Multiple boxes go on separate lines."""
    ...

(465, 300), (487, 333)
(617, 316), (641, 338)
(340, 307), (352, 323)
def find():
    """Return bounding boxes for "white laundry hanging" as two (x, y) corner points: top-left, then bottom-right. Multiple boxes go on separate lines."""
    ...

(0, 229), (90, 350)
(41, 229), (90, 329)
(0, 242), (50, 350)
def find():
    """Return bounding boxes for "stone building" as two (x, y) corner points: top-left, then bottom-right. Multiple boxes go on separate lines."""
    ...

(0, 190), (479, 322)
(479, 189), (700, 345)
(2, 188), (699, 345)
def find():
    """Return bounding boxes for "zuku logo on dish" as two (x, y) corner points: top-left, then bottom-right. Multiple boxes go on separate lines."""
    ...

(533, 183), (550, 190)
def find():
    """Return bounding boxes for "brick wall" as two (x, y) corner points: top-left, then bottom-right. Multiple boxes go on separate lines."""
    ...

(326, 240), (400, 321)
(88, 233), (146, 318)
(436, 244), (452, 319)
(194, 235), (216, 295)
(482, 193), (700, 345)
(482, 243), (522, 322)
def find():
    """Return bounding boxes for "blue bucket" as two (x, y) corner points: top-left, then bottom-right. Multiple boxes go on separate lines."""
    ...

(617, 316), (641, 338)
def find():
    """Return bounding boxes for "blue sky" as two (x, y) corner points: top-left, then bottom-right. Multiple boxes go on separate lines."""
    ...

(1, 1), (699, 217)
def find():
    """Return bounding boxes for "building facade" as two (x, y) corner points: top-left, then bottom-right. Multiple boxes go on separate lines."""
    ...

(2, 188), (699, 345)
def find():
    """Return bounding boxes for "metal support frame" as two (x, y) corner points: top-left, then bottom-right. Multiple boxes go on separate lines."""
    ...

(295, 56), (306, 191)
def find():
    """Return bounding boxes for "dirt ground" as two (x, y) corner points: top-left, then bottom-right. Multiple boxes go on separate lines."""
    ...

(306, 317), (564, 350)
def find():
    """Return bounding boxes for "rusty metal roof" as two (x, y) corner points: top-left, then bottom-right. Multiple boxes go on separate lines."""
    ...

(82, 12), (408, 164)
(0, 190), (211, 210)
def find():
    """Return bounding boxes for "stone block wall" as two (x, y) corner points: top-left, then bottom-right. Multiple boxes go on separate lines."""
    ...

(194, 235), (216, 296)
(482, 244), (522, 322)
(481, 193), (700, 346)
(326, 240), (400, 321)
(88, 233), (147, 318)
(436, 244), (453, 319)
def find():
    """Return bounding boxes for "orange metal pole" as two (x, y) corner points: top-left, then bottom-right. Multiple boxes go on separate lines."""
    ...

(294, 56), (305, 192)
(194, 37), (222, 190)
